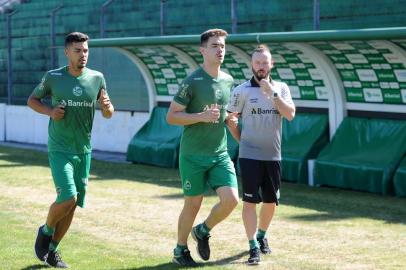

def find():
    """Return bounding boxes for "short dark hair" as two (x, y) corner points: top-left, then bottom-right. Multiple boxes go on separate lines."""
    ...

(65, 32), (89, 47)
(200, 29), (228, 47)
(252, 44), (271, 56)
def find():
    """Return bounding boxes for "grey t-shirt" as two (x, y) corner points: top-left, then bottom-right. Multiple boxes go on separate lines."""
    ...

(227, 77), (294, 161)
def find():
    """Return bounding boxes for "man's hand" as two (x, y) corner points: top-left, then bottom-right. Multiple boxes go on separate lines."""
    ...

(259, 79), (274, 98)
(99, 89), (114, 118)
(50, 104), (65, 120)
(201, 104), (220, 123)
(225, 111), (239, 128)
(99, 89), (112, 110)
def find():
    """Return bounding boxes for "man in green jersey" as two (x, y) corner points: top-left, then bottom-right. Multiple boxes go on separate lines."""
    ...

(28, 32), (114, 268)
(167, 29), (239, 267)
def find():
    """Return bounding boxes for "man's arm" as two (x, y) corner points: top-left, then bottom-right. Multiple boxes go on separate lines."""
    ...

(27, 93), (65, 120)
(166, 101), (220, 126)
(259, 80), (295, 121)
(225, 111), (240, 142)
(272, 95), (295, 121)
(99, 89), (114, 119)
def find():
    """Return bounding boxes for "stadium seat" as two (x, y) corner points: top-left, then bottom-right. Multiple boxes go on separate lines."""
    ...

(314, 117), (406, 195)
(282, 113), (329, 184)
(394, 156), (406, 197)
(126, 106), (183, 168)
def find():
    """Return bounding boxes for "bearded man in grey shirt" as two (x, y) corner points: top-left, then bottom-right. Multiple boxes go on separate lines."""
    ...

(227, 44), (295, 265)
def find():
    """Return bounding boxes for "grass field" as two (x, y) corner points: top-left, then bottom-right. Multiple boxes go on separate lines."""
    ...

(1, 145), (405, 270)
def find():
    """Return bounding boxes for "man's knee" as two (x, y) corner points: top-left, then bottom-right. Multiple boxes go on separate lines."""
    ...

(57, 197), (77, 212)
(184, 195), (203, 211)
(220, 191), (239, 210)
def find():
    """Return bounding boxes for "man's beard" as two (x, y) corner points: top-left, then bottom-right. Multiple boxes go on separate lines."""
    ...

(252, 67), (269, 81)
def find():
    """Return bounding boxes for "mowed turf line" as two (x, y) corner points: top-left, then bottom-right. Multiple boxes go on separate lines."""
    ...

(0, 145), (405, 270)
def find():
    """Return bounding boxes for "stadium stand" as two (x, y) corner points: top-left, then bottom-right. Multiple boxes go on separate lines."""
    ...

(313, 117), (406, 195)
(2, 0), (406, 106)
(126, 106), (183, 168)
(394, 156), (406, 197)
(282, 113), (329, 184)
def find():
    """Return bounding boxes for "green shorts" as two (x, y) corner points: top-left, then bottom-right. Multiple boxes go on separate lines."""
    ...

(48, 151), (91, 208)
(179, 152), (238, 196)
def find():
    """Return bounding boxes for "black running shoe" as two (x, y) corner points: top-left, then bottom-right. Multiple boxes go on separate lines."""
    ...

(191, 226), (210, 261)
(172, 248), (198, 267)
(34, 225), (52, 262)
(257, 237), (271, 254)
(247, 247), (260, 265)
(46, 250), (68, 268)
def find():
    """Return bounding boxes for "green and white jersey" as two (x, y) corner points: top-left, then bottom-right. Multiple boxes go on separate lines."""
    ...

(174, 67), (234, 156)
(33, 66), (107, 154)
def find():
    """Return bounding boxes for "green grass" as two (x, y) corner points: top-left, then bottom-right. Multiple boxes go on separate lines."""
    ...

(0, 145), (405, 270)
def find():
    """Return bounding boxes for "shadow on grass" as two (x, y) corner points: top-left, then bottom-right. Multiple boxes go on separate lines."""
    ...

(1, 145), (406, 225)
(20, 264), (48, 270)
(281, 182), (406, 224)
(118, 251), (247, 270)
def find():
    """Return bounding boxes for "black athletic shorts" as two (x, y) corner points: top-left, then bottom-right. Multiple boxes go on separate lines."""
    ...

(239, 158), (281, 204)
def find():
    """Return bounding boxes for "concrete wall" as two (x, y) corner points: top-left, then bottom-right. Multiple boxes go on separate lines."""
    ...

(3, 105), (149, 153)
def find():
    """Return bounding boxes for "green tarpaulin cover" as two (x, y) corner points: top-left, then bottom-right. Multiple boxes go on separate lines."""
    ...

(282, 113), (329, 184)
(314, 117), (406, 194)
(126, 107), (183, 168)
(394, 156), (406, 197)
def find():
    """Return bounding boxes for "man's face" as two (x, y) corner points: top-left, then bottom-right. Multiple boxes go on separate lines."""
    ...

(200, 36), (226, 65)
(65, 41), (89, 69)
(251, 51), (273, 80)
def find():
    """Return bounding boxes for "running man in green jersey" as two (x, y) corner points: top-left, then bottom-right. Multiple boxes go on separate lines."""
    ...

(167, 29), (239, 267)
(28, 32), (114, 268)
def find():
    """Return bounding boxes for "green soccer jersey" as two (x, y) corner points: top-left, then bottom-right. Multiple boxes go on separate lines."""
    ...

(174, 67), (234, 156)
(33, 66), (107, 154)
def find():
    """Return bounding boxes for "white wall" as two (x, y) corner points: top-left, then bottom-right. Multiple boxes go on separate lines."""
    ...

(5, 105), (48, 144)
(0, 103), (5, 141)
(4, 105), (150, 153)
(91, 110), (150, 152)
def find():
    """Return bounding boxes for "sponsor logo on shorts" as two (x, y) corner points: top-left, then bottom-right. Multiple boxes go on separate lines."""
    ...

(82, 178), (88, 185)
(56, 186), (62, 196)
(276, 189), (280, 200)
(244, 193), (253, 198)
(184, 180), (191, 190)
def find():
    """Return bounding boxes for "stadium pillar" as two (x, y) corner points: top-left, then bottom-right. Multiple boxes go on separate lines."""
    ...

(231, 0), (237, 34)
(100, 0), (115, 38)
(313, 0), (320, 30)
(50, 5), (63, 69)
(6, 10), (17, 105)
(160, 0), (167, 36)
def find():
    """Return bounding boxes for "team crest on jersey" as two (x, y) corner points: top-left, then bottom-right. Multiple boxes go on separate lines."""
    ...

(214, 88), (223, 100)
(73, 86), (83, 96)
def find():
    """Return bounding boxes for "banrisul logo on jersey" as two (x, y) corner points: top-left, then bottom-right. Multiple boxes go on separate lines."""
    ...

(72, 86), (83, 96)
(60, 99), (94, 108)
(251, 108), (279, 115)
